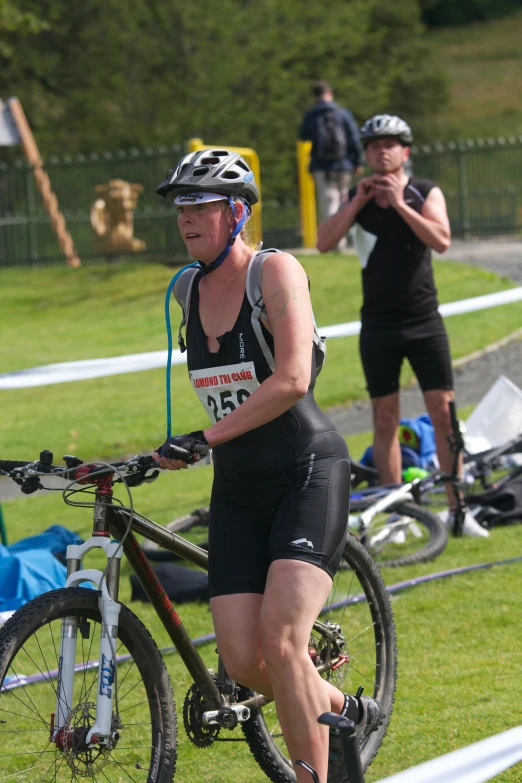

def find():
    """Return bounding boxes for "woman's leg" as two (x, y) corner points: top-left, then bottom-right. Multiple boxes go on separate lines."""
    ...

(210, 592), (271, 697)
(211, 591), (345, 708)
(260, 558), (338, 783)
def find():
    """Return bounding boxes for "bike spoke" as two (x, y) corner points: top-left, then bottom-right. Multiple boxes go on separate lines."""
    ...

(79, 624), (96, 706)
(117, 698), (151, 715)
(117, 675), (145, 705)
(106, 757), (140, 782)
(0, 759), (55, 781)
(1, 676), (50, 727)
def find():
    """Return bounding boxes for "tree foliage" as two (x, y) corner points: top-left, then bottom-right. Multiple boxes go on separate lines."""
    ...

(1, 0), (448, 198)
(420, 0), (521, 27)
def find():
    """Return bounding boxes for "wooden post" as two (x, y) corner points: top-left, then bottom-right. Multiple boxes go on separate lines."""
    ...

(8, 97), (81, 267)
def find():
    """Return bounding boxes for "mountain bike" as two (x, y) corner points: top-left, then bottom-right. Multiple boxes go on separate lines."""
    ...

(0, 450), (398, 783)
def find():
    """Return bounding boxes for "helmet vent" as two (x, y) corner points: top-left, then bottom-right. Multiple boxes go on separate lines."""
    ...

(211, 150), (229, 157)
(199, 156), (222, 165)
(236, 160), (249, 172)
(222, 171), (240, 179)
(192, 166), (210, 176)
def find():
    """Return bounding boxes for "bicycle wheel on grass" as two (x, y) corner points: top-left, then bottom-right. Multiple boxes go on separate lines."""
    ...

(0, 587), (177, 782)
(240, 533), (398, 782)
(350, 498), (448, 568)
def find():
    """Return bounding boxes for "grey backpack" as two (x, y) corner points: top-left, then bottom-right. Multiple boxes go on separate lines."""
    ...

(172, 248), (326, 375)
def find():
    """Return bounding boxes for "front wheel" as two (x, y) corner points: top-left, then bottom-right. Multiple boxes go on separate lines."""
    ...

(0, 587), (177, 782)
(350, 498), (448, 567)
(240, 533), (398, 782)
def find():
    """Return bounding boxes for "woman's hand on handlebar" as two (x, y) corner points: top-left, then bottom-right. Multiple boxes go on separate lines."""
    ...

(153, 451), (190, 471)
(153, 431), (209, 470)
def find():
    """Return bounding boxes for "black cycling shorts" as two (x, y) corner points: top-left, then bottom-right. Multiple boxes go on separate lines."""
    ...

(207, 431), (350, 597)
(359, 312), (453, 399)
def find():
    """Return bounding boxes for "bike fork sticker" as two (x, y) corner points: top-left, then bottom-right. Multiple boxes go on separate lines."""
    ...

(99, 654), (115, 698)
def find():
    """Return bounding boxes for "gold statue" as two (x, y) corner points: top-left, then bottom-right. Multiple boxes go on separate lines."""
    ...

(90, 179), (145, 254)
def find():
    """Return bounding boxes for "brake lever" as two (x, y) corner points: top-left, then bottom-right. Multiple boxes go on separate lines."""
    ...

(17, 476), (44, 494)
(123, 469), (160, 488)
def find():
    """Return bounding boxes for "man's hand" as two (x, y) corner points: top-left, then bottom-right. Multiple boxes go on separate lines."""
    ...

(372, 173), (406, 210)
(353, 176), (375, 206)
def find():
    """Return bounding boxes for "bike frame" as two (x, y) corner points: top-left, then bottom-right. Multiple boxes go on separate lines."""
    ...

(54, 473), (278, 747)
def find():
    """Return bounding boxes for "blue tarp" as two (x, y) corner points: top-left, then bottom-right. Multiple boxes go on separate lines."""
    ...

(0, 525), (83, 611)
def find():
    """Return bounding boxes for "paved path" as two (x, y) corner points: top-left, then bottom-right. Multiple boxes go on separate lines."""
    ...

(434, 238), (522, 283)
(327, 334), (522, 436)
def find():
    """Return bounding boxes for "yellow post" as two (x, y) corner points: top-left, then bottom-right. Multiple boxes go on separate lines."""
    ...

(297, 140), (317, 249)
(187, 138), (262, 248)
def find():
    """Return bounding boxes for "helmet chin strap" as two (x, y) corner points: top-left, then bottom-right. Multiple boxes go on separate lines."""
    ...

(198, 197), (248, 275)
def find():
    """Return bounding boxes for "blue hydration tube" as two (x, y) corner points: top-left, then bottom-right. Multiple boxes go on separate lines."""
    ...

(164, 197), (249, 437)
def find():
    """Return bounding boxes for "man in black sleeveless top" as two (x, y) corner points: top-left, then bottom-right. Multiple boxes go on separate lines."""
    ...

(317, 114), (469, 518)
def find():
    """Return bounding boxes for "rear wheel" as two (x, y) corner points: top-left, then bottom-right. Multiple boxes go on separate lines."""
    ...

(350, 498), (448, 567)
(0, 587), (177, 782)
(240, 533), (398, 782)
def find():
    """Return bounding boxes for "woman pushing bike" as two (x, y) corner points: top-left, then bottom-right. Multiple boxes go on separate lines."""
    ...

(153, 149), (384, 783)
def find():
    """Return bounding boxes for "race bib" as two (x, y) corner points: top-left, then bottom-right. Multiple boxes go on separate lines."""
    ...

(189, 361), (260, 424)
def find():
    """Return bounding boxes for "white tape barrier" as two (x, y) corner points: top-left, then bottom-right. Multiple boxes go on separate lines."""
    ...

(0, 351), (175, 390)
(1, 286), (522, 389)
(320, 286), (522, 339)
(376, 726), (522, 783)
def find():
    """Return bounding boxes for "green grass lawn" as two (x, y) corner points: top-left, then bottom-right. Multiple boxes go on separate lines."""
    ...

(2, 254), (521, 779)
(1, 452), (521, 781)
(431, 9), (522, 141)
(0, 255), (519, 460)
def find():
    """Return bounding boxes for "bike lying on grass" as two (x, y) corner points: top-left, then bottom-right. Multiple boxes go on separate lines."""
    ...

(0, 450), (397, 783)
(346, 401), (485, 563)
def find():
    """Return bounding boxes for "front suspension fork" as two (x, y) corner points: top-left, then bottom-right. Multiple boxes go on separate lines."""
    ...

(55, 536), (122, 746)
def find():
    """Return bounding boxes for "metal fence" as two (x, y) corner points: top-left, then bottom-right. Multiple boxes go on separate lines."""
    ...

(1, 135), (521, 267)
(0, 145), (300, 268)
(412, 135), (522, 238)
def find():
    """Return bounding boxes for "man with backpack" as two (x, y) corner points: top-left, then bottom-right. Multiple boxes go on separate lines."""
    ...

(299, 80), (364, 252)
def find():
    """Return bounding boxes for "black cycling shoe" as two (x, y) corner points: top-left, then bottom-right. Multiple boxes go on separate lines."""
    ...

(326, 696), (384, 783)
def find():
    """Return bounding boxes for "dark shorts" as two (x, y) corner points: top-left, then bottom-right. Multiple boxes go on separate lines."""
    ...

(207, 431), (350, 597)
(359, 312), (453, 399)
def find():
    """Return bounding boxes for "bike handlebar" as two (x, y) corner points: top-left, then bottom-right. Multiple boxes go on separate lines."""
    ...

(0, 460), (34, 472)
(0, 453), (159, 484)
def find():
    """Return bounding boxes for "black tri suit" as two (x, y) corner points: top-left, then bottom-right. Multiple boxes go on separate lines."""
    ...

(184, 268), (350, 597)
(349, 177), (453, 399)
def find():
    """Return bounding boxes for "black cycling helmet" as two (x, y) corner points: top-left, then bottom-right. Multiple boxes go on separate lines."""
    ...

(156, 148), (259, 206)
(360, 114), (413, 146)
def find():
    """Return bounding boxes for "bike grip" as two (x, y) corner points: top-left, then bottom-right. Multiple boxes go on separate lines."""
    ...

(193, 443), (210, 456)
(0, 460), (32, 472)
(168, 444), (193, 461)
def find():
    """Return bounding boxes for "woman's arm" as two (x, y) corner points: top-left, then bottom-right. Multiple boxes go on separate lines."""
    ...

(202, 252), (315, 447)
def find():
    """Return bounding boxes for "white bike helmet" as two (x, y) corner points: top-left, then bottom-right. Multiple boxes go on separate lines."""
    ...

(156, 149), (259, 274)
(156, 148), (259, 206)
(360, 115), (413, 146)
